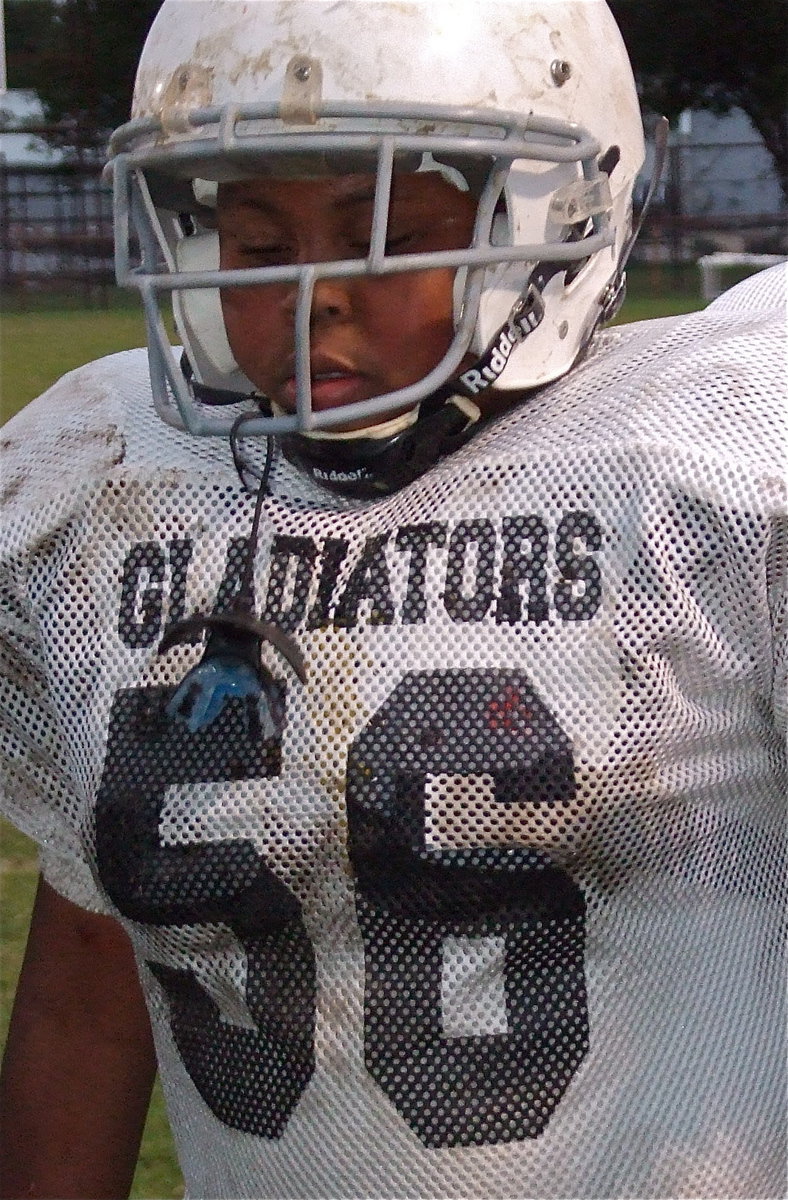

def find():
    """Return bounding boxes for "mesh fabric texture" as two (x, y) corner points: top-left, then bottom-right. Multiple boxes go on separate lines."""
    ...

(1, 266), (786, 1198)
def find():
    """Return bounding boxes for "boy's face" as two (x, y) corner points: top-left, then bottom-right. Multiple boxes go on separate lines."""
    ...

(217, 173), (477, 427)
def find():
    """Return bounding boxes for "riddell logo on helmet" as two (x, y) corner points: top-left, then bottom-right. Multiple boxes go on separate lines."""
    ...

(458, 291), (545, 396)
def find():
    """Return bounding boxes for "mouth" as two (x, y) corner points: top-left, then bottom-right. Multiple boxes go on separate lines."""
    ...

(280, 358), (371, 411)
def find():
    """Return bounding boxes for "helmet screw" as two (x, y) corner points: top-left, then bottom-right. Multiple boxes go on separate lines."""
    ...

(558, 321), (569, 339)
(551, 59), (572, 86)
(294, 63), (313, 82)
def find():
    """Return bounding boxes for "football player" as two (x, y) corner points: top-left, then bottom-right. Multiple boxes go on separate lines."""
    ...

(0, 2), (785, 1198)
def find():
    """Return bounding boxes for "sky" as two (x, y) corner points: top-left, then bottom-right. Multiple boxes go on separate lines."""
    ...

(0, 88), (62, 163)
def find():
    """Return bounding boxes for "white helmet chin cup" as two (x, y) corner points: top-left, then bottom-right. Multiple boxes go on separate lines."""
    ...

(112, 0), (645, 437)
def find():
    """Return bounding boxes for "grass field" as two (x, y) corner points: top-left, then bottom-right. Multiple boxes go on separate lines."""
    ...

(0, 262), (707, 1198)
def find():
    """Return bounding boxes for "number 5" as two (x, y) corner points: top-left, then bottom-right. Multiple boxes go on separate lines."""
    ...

(94, 685), (315, 1137)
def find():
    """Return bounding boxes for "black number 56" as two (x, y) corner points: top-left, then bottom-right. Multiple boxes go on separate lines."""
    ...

(95, 669), (587, 1147)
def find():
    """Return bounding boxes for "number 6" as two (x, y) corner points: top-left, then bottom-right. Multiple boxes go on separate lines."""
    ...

(347, 670), (588, 1147)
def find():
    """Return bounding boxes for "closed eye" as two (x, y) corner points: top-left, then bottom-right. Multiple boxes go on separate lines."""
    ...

(237, 243), (293, 264)
(347, 230), (425, 257)
(385, 231), (419, 253)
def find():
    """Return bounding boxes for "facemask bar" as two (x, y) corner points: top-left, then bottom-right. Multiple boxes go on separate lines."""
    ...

(111, 101), (613, 437)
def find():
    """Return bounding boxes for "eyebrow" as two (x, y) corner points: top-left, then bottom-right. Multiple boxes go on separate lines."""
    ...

(230, 184), (378, 218)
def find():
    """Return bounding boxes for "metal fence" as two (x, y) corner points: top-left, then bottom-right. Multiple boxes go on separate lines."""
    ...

(1, 130), (785, 304)
(0, 156), (115, 304)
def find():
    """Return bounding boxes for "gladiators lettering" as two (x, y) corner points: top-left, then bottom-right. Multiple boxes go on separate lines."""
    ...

(117, 511), (603, 646)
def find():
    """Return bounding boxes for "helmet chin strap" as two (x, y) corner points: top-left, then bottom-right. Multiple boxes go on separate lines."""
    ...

(278, 390), (482, 498)
(281, 260), (572, 498)
(182, 262), (563, 498)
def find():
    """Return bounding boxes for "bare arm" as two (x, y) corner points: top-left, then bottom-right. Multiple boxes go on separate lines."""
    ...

(0, 876), (158, 1200)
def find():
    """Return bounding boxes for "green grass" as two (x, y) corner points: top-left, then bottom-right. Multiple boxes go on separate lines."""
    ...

(0, 825), (39, 1052)
(613, 261), (703, 322)
(0, 262), (708, 1198)
(0, 289), (155, 422)
(1, 308), (148, 421)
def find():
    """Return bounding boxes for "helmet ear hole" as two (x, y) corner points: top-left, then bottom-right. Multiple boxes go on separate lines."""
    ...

(491, 210), (510, 247)
(598, 145), (621, 177)
(489, 192), (510, 247)
(172, 232), (242, 383)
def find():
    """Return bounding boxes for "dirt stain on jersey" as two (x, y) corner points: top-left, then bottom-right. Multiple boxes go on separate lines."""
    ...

(53, 425), (125, 465)
(0, 472), (26, 506)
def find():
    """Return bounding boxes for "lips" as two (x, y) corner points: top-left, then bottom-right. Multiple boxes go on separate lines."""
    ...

(280, 355), (370, 410)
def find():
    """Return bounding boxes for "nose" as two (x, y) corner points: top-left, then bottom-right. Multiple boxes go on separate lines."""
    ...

(311, 277), (353, 324)
(282, 274), (354, 326)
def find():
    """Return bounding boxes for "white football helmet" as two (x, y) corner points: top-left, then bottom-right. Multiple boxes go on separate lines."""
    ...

(109, 0), (645, 443)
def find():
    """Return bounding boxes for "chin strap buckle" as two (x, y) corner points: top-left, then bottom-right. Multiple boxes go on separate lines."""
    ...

(446, 394), (482, 424)
(598, 273), (628, 324)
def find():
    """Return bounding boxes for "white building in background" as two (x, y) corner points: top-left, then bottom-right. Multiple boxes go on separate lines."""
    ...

(0, 91), (111, 292)
(674, 107), (784, 218)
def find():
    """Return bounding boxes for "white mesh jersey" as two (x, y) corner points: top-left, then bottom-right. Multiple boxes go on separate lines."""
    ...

(1, 267), (786, 1199)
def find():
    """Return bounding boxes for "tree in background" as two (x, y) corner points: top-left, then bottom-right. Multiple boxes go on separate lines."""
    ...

(4, 0), (162, 153)
(609, 0), (788, 204)
(3, 1), (55, 92)
(4, 0), (788, 202)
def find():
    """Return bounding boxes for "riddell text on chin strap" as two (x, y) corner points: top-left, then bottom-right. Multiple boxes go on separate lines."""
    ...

(279, 391), (480, 499)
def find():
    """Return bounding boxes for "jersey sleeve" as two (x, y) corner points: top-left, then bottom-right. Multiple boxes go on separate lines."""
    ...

(710, 264), (787, 736)
(0, 362), (129, 913)
(0, 565), (110, 910)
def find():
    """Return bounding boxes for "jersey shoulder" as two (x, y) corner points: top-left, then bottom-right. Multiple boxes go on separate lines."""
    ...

(472, 263), (786, 490)
(705, 260), (787, 316)
(3, 349), (141, 507)
(1, 348), (229, 557)
(1, 345), (225, 493)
